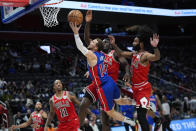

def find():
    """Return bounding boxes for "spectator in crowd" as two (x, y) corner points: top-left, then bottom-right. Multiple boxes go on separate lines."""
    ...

(48, 123), (55, 131)
(162, 95), (173, 131)
(15, 112), (26, 131)
(183, 96), (189, 115)
(89, 116), (99, 131)
(189, 96), (196, 116)
(83, 118), (93, 131)
(0, 78), (7, 88)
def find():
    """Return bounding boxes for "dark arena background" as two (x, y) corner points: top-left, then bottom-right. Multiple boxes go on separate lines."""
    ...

(0, 0), (196, 131)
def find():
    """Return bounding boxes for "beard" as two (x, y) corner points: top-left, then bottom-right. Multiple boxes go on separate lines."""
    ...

(133, 44), (140, 51)
(35, 108), (41, 112)
(102, 48), (109, 53)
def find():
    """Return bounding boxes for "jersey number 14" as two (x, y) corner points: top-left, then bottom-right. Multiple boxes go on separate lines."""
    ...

(99, 64), (107, 77)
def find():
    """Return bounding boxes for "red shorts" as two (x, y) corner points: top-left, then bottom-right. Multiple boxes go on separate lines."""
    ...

(132, 81), (152, 109)
(84, 82), (98, 103)
(57, 118), (79, 131)
(35, 127), (44, 131)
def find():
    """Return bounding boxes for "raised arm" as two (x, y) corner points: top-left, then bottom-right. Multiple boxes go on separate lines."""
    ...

(113, 52), (130, 82)
(108, 35), (134, 59)
(145, 34), (160, 62)
(84, 10), (92, 45)
(11, 115), (32, 130)
(119, 57), (131, 82)
(44, 99), (55, 131)
(68, 91), (94, 116)
(69, 22), (97, 67)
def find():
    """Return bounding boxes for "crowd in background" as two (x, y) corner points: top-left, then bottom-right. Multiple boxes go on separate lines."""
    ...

(0, 36), (196, 130)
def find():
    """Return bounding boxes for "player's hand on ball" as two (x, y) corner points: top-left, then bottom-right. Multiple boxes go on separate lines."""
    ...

(150, 33), (159, 48)
(85, 10), (92, 22)
(69, 22), (82, 34)
(108, 35), (115, 45)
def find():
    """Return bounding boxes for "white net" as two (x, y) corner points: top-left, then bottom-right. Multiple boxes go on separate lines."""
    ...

(39, 7), (60, 27)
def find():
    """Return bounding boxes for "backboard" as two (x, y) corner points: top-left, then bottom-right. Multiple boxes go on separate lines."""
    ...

(1, 0), (50, 24)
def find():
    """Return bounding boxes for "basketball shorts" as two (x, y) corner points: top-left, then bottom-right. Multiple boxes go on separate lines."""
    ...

(83, 82), (98, 103)
(56, 118), (79, 131)
(96, 77), (120, 111)
(132, 81), (152, 109)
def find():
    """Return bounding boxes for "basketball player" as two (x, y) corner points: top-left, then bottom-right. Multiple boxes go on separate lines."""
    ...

(69, 22), (136, 128)
(79, 10), (132, 131)
(11, 102), (47, 131)
(44, 79), (92, 131)
(147, 89), (162, 131)
(109, 28), (160, 131)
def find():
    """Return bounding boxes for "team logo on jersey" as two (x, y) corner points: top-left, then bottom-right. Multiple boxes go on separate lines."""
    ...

(104, 56), (112, 65)
(55, 100), (70, 110)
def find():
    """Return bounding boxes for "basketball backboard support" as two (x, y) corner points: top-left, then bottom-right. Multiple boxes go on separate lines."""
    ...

(1, 0), (50, 24)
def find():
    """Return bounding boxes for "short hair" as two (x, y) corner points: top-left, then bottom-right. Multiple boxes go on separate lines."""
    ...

(96, 38), (104, 51)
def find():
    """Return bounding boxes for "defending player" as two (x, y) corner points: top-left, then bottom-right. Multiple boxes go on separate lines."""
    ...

(79, 10), (132, 131)
(110, 27), (160, 131)
(69, 22), (136, 128)
(11, 102), (47, 131)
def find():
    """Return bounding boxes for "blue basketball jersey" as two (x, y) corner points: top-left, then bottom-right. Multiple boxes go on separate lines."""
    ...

(88, 52), (109, 87)
(148, 95), (159, 125)
(150, 95), (158, 111)
(87, 51), (121, 111)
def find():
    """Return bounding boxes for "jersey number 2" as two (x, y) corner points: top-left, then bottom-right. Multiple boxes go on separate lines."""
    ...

(60, 108), (68, 118)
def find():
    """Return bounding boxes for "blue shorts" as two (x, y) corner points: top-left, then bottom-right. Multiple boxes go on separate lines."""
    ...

(147, 112), (159, 125)
(97, 77), (120, 111)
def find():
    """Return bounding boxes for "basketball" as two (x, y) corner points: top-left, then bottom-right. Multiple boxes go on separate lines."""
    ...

(68, 10), (83, 25)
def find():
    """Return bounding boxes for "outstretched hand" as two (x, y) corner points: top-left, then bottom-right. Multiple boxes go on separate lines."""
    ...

(69, 22), (82, 34)
(123, 73), (130, 83)
(85, 10), (92, 22)
(150, 33), (159, 48)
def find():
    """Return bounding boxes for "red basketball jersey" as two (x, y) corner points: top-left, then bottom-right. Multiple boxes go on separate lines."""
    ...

(131, 52), (150, 85)
(52, 91), (78, 124)
(104, 50), (120, 82)
(31, 110), (45, 131)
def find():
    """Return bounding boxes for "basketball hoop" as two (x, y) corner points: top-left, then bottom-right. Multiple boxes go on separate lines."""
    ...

(39, 0), (64, 27)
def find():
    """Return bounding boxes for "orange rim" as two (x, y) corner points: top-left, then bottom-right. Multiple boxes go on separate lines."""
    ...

(42, 0), (64, 6)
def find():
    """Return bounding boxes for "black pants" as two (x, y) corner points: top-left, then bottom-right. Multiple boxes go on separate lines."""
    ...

(163, 115), (173, 131)
(137, 107), (149, 131)
(124, 122), (135, 131)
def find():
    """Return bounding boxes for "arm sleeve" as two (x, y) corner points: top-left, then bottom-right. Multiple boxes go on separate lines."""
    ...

(74, 34), (89, 55)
